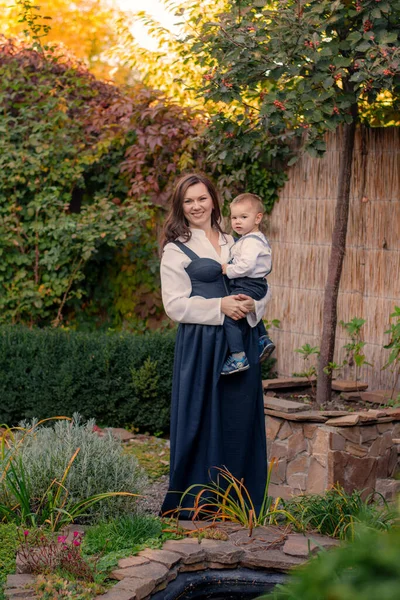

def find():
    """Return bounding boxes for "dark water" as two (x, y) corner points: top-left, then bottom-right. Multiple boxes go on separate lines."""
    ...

(150, 568), (285, 600)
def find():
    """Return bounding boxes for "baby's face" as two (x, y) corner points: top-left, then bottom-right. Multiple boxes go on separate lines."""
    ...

(230, 201), (262, 236)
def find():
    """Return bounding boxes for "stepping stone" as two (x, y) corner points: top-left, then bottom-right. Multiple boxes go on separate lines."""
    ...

(332, 380), (368, 392)
(240, 548), (303, 571)
(6, 575), (35, 589)
(360, 390), (397, 404)
(341, 391), (362, 401)
(138, 549), (182, 569)
(162, 540), (207, 564)
(263, 377), (316, 390)
(104, 427), (136, 442)
(113, 576), (158, 600)
(283, 534), (339, 557)
(264, 396), (309, 413)
(193, 539), (244, 565)
(264, 409), (327, 422)
(117, 556), (150, 569)
(111, 562), (168, 584)
(357, 411), (382, 423)
(325, 414), (360, 427)
(320, 410), (349, 417)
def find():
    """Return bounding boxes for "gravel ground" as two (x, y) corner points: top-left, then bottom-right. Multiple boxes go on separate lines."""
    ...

(137, 474), (169, 516)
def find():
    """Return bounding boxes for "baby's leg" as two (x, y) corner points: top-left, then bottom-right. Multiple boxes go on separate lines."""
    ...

(223, 315), (245, 354)
(221, 314), (249, 375)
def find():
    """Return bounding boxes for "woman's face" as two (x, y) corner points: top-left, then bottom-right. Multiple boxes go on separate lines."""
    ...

(182, 182), (214, 229)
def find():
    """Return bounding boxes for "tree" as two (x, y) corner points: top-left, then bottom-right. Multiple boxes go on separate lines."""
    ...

(178, 0), (400, 403)
(0, 0), (131, 81)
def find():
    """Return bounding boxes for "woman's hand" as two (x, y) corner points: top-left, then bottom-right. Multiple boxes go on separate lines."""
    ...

(236, 294), (256, 313)
(221, 295), (252, 321)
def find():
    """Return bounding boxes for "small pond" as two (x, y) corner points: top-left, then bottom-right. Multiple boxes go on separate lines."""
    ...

(150, 568), (286, 600)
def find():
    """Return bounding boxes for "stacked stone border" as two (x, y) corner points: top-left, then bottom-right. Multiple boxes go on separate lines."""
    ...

(264, 392), (400, 500)
(5, 526), (339, 600)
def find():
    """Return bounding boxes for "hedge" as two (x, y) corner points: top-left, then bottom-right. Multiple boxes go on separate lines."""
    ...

(0, 326), (176, 433)
(0, 326), (276, 433)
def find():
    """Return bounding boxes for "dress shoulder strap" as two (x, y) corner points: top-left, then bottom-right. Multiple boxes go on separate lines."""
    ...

(173, 241), (199, 261)
(237, 233), (271, 248)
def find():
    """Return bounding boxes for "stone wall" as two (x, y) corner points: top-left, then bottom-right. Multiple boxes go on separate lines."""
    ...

(266, 407), (400, 501)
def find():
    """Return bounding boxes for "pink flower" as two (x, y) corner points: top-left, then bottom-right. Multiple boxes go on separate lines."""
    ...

(73, 531), (79, 538)
(57, 535), (67, 544)
(23, 530), (29, 537)
(73, 539), (81, 546)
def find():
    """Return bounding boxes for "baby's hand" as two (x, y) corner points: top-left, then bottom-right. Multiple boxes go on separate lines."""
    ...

(221, 263), (227, 275)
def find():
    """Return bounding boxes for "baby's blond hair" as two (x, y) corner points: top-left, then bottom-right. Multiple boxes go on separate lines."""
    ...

(230, 193), (264, 214)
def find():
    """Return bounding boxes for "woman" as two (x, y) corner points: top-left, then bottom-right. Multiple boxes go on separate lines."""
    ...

(160, 173), (268, 517)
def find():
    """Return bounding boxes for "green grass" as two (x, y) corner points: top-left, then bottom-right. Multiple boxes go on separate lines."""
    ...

(0, 523), (18, 600)
(283, 485), (398, 540)
(82, 513), (184, 579)
(82, 514), (163, 555)
(124, 436), (170, 480)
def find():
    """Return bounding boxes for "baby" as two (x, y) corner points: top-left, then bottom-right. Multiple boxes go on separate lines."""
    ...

(221, 193), (275, 375)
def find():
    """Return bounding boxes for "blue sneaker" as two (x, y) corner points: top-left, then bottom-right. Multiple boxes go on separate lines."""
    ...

(221, 354), (250, 376)
(259, 336), (275, 362)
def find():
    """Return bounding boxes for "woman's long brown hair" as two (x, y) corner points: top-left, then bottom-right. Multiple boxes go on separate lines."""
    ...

(160, 173), (224, 248)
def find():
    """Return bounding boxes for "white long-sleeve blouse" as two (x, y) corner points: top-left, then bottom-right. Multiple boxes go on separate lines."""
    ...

(160, 228), (270, 327)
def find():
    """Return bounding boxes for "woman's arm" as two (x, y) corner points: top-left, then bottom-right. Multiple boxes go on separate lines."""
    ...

(246, 287), (272, 327)
(161, 244), (225, 326)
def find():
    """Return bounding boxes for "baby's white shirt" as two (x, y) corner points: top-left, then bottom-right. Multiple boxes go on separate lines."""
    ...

(226, 231), (272, 279)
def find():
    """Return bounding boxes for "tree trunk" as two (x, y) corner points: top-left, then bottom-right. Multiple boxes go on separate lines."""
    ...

(316, 118), (357, 405)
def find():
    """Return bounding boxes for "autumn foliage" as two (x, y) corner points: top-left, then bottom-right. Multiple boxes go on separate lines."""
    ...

(0, 36), (205, 328)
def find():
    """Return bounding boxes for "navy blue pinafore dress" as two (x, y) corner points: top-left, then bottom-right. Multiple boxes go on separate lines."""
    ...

(160, 242), (267, 518)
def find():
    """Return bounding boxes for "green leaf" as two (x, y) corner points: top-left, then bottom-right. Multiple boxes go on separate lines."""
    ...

(377, 31), (398, 44)
(323, 76), (334, 89)
(287, 156), (298, 166)
(355, 41), (371, 52)
(306, 146), (319, 158)
(333, 57), (352, 67)
(379, 2), (391, 13)
(319, 46), (333, 56)
(346, 31), (362, 43)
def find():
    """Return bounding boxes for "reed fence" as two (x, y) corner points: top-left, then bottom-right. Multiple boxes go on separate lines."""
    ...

(266, 126), (400, 392)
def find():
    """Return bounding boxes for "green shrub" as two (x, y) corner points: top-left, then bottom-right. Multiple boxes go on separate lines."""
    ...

(0, 523), (18, 600)
(0, 326), (175, 433)
(1, 416), (146, 524)
(261, 356), (277, 380)
(264, 526), (400, 600)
